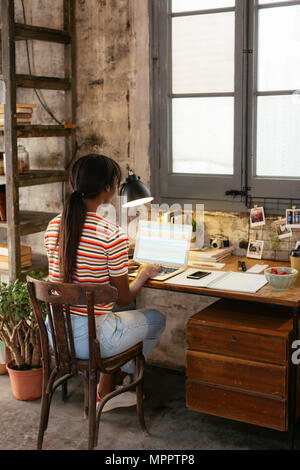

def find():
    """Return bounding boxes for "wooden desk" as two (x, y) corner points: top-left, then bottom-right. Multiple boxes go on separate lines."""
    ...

(144, 256), (300, 307)
(141, 256), (300, 449)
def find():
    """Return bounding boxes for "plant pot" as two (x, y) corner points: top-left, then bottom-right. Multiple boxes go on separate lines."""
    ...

(0, 187), (6, 222)
(6, 360), (43, 401)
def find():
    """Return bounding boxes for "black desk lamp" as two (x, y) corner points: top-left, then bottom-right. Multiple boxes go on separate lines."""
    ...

(119, 168), (153, 225)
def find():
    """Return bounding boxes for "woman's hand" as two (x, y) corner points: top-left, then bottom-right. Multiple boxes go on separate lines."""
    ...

(137, 263), (162, 282)
(128, 259), (141, 273)
(110, 262), (162, 308)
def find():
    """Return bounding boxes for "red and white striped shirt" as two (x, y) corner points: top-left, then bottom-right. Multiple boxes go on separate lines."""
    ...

(44, 212), (129, 315)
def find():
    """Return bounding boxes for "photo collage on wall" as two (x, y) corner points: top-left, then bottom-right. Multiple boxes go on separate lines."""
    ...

(248, 206), (300, 260)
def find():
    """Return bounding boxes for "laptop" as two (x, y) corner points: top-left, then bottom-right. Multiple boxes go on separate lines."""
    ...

(129, 221), (192, 281)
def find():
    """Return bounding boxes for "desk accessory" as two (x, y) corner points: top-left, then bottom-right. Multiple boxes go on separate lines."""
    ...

(274, 217), (292, 239)
(250, 205), (265, 228)
(210, 235), (230, 249)
(119, 166), (153, 226)
(247, 239), (264, 260)
(247, 264), (269, 274)
(264, 267), (298, 291)
(290, 250), (300, 285)
(238, 261), (247, 272)
(189, 261), (226, 270)
(188, 246), (233, 264)
(165, 269), (268, 293)
(286, 206), (300, 228)
(186, 271), (211, 280)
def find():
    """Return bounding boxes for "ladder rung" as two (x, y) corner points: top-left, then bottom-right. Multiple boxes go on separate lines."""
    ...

(16, 74), (71, 91)
(0, 170), (68, 187)
(0, 210), (57, 236)
(0, 73), (71, 90)
(14, 23), (71, 44)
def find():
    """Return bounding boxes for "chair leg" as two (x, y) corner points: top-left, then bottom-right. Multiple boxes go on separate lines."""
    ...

(83, 370), (89, 419)
(135, 356), (148, 436)
(88, 371), (97, 450)
(61, 381), (68, 402)
(37, 388), (53, 450)
(94, 398), (102, 449)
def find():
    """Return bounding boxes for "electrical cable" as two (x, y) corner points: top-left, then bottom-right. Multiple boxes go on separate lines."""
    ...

(20, 0), (80, 209)
(20, 0), (63, 125)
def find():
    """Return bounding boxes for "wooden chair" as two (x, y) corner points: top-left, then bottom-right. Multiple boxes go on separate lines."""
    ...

(26, 276), (148, 450)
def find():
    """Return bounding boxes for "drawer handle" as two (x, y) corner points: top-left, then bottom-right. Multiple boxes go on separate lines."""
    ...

(232, 335), (237, 342)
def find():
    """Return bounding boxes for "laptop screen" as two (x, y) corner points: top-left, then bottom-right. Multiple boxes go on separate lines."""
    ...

(133, 221), (192, 268)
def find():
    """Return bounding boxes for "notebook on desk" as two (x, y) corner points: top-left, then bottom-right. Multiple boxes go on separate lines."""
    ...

(164, 268), (268, 293)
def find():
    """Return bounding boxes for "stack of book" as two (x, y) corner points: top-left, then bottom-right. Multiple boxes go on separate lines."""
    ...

(0, 104), (37, 126)
(188, 246), (233, 264)
(0, 244), (32, 270)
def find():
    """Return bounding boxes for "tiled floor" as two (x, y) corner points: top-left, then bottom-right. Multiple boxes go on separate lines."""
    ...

(0, 366), (295, 450)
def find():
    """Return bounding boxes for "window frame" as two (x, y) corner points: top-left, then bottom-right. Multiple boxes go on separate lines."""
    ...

(150, 0), (300, 211)
(248, 0), (300, 199)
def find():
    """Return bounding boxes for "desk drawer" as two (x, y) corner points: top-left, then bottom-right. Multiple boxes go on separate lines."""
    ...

(186, 325), (288, 364)
(186, 380), (287, 431)
(186, 350), (287, 398)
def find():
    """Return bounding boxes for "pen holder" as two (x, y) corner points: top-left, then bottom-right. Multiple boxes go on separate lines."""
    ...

(290, 251), (300, 285)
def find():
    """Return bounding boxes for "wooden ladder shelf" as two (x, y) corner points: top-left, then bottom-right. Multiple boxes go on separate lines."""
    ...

(0, 0), (76, 281)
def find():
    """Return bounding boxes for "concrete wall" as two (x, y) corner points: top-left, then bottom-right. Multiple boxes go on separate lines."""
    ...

(1, 0), (150, 249)
(1, 1), (298, 369)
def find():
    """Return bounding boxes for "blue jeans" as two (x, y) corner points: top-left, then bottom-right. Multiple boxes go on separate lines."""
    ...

(46, 306), (165, 374)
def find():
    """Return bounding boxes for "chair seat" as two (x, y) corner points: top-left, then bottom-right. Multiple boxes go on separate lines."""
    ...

(50, 341), (143, 373)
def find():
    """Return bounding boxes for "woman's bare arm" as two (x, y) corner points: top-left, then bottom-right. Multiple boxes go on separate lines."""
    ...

(109, 263), (161, 308)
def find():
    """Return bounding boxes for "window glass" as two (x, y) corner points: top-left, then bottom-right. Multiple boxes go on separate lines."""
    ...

(172, 97), (234, 175)
(256, 95), (300, 177)
(172, 13), (235, 94)
(258, 6), (300, 91)
(172, 0), (235, 13)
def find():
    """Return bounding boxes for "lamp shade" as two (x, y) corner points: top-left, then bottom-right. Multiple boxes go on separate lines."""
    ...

(120, 173), (153, 208)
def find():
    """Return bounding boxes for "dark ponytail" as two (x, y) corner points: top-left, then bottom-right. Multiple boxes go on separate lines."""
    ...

(58, 154), (121, 282)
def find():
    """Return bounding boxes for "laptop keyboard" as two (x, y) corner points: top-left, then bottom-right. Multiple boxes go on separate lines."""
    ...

(130, 267), (179, 277)
(157, 267), (178, 275)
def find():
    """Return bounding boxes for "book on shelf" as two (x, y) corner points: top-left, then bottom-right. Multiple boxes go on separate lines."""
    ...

(0, 254), (31, 263)
(0, 119), (31, 124)
(0, 113), (32, 119)
(0, 104), (37, 110)
(0, 244), (32, 257)
(0, 260), (32, 270)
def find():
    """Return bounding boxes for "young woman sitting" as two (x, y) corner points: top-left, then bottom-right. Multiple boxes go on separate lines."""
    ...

(44, 154), (166, 411)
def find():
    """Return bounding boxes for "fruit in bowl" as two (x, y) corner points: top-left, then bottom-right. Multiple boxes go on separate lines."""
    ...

(264, 267), (298, 291)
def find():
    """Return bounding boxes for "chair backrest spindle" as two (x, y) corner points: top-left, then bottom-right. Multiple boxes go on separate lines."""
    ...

(26, 276), (118, 375)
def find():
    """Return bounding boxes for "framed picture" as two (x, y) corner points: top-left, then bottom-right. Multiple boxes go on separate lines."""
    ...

(286, 209), (300, 228)
(250, 206), (265, 228)
(274, 218), (292, 240)
(247, 240), (264, 260)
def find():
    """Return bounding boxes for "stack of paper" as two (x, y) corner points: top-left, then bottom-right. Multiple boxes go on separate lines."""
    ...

(0, 244), (32, 269)
(0, 104), (37, 126)
(189, 246), (233, 264)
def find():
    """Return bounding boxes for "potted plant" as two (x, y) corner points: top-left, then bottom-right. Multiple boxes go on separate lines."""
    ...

(0, 272), (46, 400)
